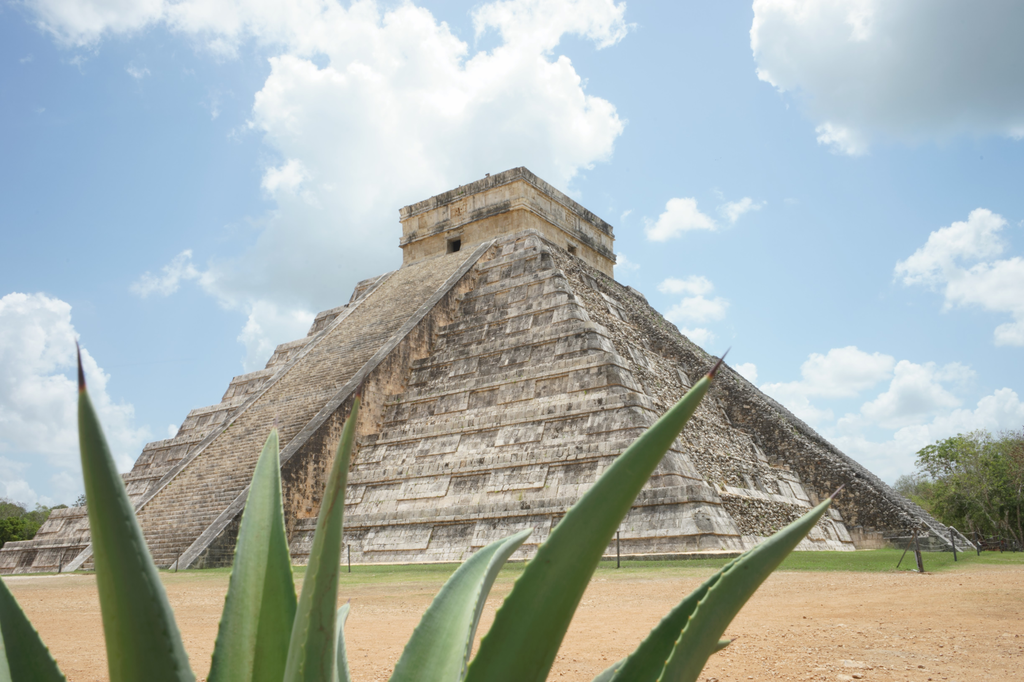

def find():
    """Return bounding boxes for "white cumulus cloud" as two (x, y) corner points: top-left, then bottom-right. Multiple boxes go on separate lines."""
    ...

(125, 62), (150, 79)
(261, 158), (313, 199)
(813, 122), (868, 156)
(764, 343), (1021, 481)
(718, 197), (765, 224)
(762, 388), (836, 426)
(679, 327), (715, 348)
(645, 198), (716, 242)
(763, 346), (895, 403)
(130, 249), (200, 298)
(658, 275), (713, 297)
(614, 252), (639, 274)
(0, 456), (37, 507)
(665, 296), (728, 325)
(657, 276), (727, 350)
(0, 293), (149, 505)
(734, 362), (758, 384)
(236, 300), (317, 371)
(752, 0), (1024, 154)
(834, 387), (1024, 483)
(31, 0), (166, 46)
(896, 208), (1024, 346)
(895, 209), (1007, 286)
(473, 0), (631, 52)
(66, 0), (629, 369)
(853, 361), (972, 430)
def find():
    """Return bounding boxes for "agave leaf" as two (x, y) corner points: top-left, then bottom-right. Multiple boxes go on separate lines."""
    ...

(333, 603), (351, 682)
(283, 398), (359, 682)
(657, 496), (835, 682)
(0, 577), (66, 681)
(607, 559), (739, 682)
(390, 528), (532, 682)
(76, 350), (194, 682)
(209, 429), (297, 682)
(0, 626), (8, 682)
(464, 360), (724, 682)
(592, 641), (730, 682)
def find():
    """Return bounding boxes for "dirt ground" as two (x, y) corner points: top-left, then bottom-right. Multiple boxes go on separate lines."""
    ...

(5, 562), (1022, 681)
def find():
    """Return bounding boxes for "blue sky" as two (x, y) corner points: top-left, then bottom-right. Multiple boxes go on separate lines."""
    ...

(2, 0), (1023, 507)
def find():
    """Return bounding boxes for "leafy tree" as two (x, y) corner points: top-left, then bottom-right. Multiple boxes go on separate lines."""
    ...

(21, 504), (53, 538)
(912, 429), (1024, 546)
(893, 473), (935, 512)
(0, 497), (26, 520)
(0, 497), (59, 547)
(0, 516), (27, 548)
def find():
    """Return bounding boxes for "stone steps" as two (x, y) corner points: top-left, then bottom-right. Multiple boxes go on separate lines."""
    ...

(132, 250), (476, 566)
(319, 232), (750, 564)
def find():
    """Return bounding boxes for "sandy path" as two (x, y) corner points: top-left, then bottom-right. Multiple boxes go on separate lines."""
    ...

(5, 563), (1022, 681)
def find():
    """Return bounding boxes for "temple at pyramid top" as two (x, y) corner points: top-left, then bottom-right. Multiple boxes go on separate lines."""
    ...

(399, 167), (616, 276)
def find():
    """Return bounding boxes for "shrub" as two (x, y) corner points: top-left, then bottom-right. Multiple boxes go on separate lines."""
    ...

(0, 352), (836, 681)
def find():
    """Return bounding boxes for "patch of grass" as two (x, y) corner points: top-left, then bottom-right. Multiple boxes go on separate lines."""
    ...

(586, 548), (1024, 574)
(333, 562), (462, 586)
(144, 547), (1024, 585)
(775, 547), (1024, 573)
(589, 548), (1023, 574)
(592, 557), (733, 576)
(777, 548), (938, 572)
(152, 562), (463, 587)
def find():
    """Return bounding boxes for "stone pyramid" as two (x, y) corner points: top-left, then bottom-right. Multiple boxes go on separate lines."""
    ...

(0, 168), (968, 574)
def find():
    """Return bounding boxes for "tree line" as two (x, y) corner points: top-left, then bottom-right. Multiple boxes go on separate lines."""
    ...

(0, 494), (86, 548)
(895, 428), (1024, 547)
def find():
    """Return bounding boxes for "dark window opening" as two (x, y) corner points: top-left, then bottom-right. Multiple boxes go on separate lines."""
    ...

(448, 238), (462, 253)
(567, 244), (578, 256)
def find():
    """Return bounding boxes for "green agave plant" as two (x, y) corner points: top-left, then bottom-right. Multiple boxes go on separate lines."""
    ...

(0, 352), (838, 682)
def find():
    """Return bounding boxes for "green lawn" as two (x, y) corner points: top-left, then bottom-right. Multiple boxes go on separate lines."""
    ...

(337, 547), (1024, 583)
(131, 545), (1022, 585)
(29, 546), (1018, 583)
(777, 546), (1024, 572)
(315, 547), (1024, 586)
(588, 547), (1024, 575)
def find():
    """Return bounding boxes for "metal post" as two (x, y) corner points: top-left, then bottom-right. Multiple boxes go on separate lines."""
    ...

(175, 553), (180, 572)
(975, 531), (981, 556)
(347, 544), (351, 573)
(616, 531), (621, 569)
(950, 527), (957, 561)
(913, 528), (924, 574)
(896, 540), (910, 569)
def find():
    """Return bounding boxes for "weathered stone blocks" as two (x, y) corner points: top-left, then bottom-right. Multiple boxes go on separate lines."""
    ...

(1, 168), (958, 575)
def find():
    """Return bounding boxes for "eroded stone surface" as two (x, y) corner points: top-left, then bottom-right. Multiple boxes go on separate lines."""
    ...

(0, 168), (963, 575)
(289, 232), (855, 566)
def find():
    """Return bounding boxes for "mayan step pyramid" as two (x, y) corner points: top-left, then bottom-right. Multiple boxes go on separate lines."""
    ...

(0, 167), (971, 574)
